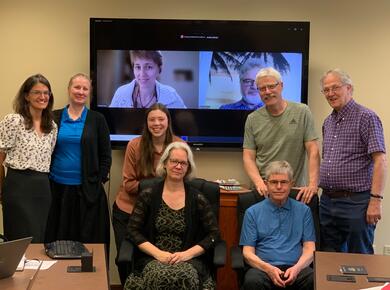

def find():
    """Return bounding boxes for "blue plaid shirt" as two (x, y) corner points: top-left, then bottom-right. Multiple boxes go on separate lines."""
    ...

(319, 99), (386, 192)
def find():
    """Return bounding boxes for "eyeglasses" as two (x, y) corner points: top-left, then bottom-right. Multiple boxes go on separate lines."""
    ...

(258, 82), (279, 93)
(29, 90), (51, 97)
(321, 84), (346, 95)
(168, 158), (189, 167)
(241, 79), (257, 88)
(267, 179), (290, 186)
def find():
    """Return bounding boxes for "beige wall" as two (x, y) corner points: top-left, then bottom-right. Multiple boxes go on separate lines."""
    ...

(1, 0), (390, 284)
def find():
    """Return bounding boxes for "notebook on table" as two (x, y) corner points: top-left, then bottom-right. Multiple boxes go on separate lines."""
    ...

(0, 236), (32, 279)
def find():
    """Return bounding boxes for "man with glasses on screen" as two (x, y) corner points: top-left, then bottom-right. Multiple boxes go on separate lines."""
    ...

(243, 67), (320, 204)
(220, 61), (264, 110)
(319, 69), (386, 254)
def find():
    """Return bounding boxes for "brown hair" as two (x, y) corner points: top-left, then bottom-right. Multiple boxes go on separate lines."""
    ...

(13, 74), (54, 133)
(137, 103), (174, 177)
(130, 50), (163, 73)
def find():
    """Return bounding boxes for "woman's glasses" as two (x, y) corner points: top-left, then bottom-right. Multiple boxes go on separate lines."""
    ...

(168, 158), (189, 167)
(29, 90), (51, 97)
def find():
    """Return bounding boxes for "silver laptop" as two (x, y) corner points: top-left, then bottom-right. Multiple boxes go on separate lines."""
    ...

(0, 236), (32, 279)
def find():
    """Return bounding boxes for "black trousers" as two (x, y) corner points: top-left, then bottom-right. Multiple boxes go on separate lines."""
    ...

(45, 180), (110, 245)
(2, 168), (51, 243)
(112, 201), (131, 285)
(243, 266), (313, 290)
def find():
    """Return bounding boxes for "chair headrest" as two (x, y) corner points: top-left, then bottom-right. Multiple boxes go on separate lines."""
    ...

(139, 177), (164, 191)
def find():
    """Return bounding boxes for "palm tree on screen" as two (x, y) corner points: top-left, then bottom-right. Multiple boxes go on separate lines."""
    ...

(209, 52), (290, 81)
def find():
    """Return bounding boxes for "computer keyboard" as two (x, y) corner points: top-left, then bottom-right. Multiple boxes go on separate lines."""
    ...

(44, 240), (89, 259)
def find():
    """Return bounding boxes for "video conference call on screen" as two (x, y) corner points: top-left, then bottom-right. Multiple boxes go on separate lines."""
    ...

(90, 18), (310, 148)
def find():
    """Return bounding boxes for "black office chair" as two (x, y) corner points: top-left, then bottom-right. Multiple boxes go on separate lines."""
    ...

(117, 177), (226, 283)
(231, 188), (320, 287)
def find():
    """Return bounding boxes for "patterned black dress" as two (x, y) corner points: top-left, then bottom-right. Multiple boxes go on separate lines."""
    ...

(124, 200), (215, 289)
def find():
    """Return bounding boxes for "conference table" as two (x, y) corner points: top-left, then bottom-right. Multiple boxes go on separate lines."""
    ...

(0, 244), (109, 290)
(315, 251), (390, 290)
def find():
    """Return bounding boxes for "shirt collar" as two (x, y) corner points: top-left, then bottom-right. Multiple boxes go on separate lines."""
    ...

(265, 100), (289, 118)
(237, 99), (263, 110)
(62, 106), (87, 122)
(331, 99), (355, 121)
(267, 196), (291, 212)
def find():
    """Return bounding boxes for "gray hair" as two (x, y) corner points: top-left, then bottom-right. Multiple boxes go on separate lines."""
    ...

(156, 142), (196, 180)
(264, 160), (293, 181)
(255, 67), (282, 85)
(320, 68), (354, 92)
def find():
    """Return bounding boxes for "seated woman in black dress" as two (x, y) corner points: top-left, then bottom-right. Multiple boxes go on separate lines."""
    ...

(124, 142), (220, 290)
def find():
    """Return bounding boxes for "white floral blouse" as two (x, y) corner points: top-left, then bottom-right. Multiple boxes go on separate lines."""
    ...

(0, 113), (57, 172)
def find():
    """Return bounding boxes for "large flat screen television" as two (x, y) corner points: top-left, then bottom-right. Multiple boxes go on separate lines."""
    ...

(90, 18), (310, 149)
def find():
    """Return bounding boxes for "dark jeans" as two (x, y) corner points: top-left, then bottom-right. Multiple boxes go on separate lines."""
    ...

(112, 201), (131, 285)
(243, 266), (313, 290)
(319, 190), (375, 254)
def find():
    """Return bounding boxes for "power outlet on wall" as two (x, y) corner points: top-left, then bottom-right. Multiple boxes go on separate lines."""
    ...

(383, 245), (390, 255)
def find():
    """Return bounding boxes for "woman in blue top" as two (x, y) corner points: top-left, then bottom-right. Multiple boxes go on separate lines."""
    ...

(45, 73), (112, 245)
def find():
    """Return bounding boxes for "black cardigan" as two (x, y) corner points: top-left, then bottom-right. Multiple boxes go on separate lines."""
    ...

(52, 108), (112, 204)
(128, 179), (220, 253)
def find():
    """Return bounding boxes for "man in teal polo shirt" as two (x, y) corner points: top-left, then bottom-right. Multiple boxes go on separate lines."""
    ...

(240, 161), (315, 290)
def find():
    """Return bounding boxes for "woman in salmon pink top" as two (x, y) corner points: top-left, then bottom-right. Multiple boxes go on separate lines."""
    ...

(112, 102), (183, 285)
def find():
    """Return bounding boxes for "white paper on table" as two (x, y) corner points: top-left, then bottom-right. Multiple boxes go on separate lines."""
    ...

(16, 255), (26, 271)
(24, 259), (57, 270)
(359, 283), (389, 290)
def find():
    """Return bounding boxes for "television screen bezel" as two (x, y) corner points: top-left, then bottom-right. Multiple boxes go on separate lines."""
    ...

(90, 18), (310, 149)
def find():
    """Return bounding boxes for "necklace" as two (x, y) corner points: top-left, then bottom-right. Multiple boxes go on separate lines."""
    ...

(136, 94), (156, 108)
(132, 84), (157, 108)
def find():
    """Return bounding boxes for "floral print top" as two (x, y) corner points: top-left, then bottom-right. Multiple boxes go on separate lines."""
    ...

(0, 114), (57, 172)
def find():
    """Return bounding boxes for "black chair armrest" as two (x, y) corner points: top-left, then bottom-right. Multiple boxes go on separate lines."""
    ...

(213, 240), (227, 267)
(231, 245), (245, 270)
(117, 239), (134, 263)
